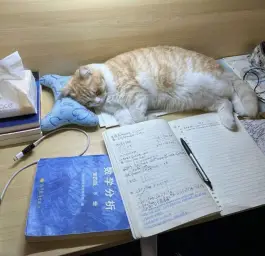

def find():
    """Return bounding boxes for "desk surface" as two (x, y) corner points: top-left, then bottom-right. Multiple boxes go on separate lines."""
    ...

(0, 90), (199, 256)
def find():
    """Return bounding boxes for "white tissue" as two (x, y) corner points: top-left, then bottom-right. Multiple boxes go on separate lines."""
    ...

(0, 52), (37, 119)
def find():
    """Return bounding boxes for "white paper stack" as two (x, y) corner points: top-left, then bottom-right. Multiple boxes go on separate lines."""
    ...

(0, 69), (42, 147)
(96, 109), (172, 128)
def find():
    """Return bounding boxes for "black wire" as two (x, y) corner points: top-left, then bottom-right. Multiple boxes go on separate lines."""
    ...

(243, 67), (265, 103)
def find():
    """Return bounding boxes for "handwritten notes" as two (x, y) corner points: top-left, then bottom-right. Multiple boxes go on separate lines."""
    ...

(169, 113), (265, 216)
(103, 119), (219, 238)
(240, 119), (265, 155)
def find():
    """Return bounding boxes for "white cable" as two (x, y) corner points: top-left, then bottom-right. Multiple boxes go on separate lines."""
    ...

(0, 162), (38, 205)
(0, 128), (90, 205)
(14, 128), (90, 161)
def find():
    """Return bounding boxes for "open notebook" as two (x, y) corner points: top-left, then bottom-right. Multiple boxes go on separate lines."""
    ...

(103, 113), (265, 239)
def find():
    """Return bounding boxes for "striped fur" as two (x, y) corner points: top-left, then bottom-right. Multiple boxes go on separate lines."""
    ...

(62, 46), (258, 129)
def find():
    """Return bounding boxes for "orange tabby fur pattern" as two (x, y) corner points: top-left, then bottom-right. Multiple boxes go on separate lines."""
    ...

(62, 46), (258, 129)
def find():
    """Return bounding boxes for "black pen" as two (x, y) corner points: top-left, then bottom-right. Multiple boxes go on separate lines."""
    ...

(180, 138), (213, 191)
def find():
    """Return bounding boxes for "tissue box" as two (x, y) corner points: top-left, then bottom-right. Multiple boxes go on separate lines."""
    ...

(0, 70), (37, 119)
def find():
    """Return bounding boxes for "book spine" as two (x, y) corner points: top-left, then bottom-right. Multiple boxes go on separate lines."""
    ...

(0, 128), (41, 140)
(0, 123), (40, 134)
(0, 133), (42, 147)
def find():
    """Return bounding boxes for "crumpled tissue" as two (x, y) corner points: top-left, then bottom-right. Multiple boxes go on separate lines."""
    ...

(0, 51), (36, 119)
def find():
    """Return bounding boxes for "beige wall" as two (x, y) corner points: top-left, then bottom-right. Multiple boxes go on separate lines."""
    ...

(1, 0), (265, 74)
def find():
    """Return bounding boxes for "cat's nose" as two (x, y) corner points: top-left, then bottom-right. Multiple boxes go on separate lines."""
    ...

(94, 97), (101, 103)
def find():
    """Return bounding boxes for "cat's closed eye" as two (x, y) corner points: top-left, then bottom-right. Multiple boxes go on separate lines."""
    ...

(95, 88), (104, 96)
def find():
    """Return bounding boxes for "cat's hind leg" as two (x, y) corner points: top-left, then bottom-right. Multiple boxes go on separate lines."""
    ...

(207, 98), (236, 130)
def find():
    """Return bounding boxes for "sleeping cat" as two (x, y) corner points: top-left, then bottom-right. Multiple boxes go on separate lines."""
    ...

(62, 46), (258, 130)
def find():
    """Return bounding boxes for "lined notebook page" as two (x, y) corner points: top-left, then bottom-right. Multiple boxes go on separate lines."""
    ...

(169, 113), (265, 216)
(103, 119), (219, 238)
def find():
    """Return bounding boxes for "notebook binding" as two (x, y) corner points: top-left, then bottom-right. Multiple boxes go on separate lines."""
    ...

(210, 190), (222, 209)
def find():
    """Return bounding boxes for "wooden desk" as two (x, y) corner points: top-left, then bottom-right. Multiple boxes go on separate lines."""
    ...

(0, 89), (199, 256)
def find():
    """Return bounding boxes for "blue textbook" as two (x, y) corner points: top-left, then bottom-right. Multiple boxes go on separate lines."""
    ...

(25, 155), (129, 241)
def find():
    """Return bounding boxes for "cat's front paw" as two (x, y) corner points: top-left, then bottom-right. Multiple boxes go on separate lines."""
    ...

(221, 115), (237, 131)
(147, 114), (157, 120)
(132, 114), (157, 123)
(114, 109), (135, 126)
(118, 116), (135, 126)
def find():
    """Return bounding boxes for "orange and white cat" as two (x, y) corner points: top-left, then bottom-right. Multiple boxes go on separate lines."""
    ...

(62, 46), (258, 129)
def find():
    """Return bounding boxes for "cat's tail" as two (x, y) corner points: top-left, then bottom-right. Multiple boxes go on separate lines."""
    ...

(223, 72), (258, 117)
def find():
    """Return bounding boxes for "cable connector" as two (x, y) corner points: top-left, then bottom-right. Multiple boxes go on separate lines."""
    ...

(1, 128), (89, 206)
(13, 143), (36, 161)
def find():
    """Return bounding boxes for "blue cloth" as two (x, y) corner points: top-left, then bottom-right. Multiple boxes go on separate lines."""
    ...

(40, 75), (99, 132)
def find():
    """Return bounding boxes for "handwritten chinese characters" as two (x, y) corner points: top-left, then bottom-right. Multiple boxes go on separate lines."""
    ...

(169, 113), (265, 216)
(104, 120), (217, 236)
(241, 119), (265, 155)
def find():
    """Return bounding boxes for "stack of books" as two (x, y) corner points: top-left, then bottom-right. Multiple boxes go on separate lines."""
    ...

(0, 72), (42, 147)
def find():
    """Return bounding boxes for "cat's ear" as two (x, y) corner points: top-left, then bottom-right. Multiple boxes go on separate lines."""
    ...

(79, 66), (92, 79)
(60, 85), (76, 98)
(60, 86), (70, 97)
